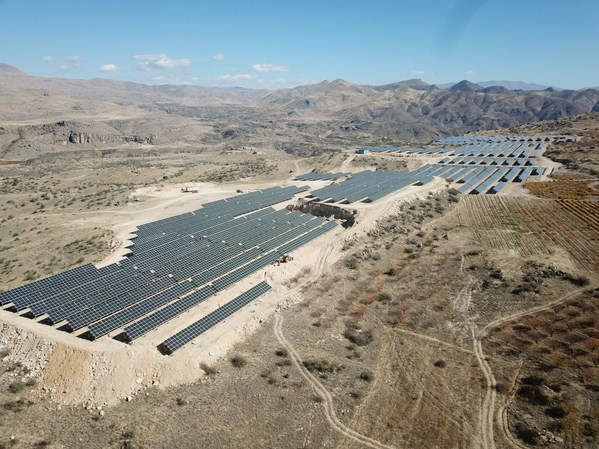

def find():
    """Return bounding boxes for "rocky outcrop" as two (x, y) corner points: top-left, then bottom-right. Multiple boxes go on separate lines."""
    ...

(68, 130), (94, 144)
(290, 199), (356, 226)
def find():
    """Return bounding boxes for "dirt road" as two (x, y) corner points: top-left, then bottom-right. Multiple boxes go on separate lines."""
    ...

(274, 315), (395, 449)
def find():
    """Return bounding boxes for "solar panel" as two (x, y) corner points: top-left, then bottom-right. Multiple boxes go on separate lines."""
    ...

(120, 285), (217, 342)
(159, 281), (272, 354)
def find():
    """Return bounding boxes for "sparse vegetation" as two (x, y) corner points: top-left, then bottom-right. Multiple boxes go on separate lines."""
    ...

(274, 348), (289, 358)
(7, 381), (25, 394)
(0, 67), (597, 449)
(230, 355), (247, 368)
(433, 359), (446, 368)
(199, 362), (217, 376)
(343, 323), (374, 347)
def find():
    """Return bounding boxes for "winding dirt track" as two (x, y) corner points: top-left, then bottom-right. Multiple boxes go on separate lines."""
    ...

(340, 154), (356, 172)
(471, 275), (591, 449)
(471, 321), (497, 449)
(479, 286), (589, 339)
(274, 315), (395, 449)
(454, 255), (492, 449)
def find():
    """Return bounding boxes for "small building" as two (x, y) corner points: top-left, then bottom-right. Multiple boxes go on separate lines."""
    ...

(356, 147), (370, 154)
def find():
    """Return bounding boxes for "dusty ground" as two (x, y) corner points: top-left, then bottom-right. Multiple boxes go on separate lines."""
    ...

(1, 114), (598, 449)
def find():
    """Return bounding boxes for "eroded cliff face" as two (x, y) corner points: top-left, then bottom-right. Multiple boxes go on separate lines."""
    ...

(289, 199), (356, 226)
(0, 121), (154, 160)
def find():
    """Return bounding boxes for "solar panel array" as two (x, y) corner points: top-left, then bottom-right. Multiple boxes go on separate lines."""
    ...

(0, 186), (337, 346)
(360, 136), (551, 195)
(294, 172), (348, 181)
(436, 135), (552, 146)
(358, 146), (447, 155)
(309, 167), (433, 204)
(159, 281), (272, 355)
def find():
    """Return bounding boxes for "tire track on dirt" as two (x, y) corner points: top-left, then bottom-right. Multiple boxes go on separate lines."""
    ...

(470, 322), (496, 449)
(472, 274), (592, 449)
(455, 254), (493, 449)
(340, 154), (355, 172)
(479, 286), (590, 339)
(274, 315), (395, 449)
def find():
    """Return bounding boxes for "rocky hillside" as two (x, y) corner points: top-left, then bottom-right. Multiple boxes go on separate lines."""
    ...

(1, 64), (599, 158)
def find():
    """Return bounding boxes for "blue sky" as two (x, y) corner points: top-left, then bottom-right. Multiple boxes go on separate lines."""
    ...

(0, 0), (597, 89)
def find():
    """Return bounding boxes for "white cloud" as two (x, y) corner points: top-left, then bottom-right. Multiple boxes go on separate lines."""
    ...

(465, 69), (476, 75)
(212, 53), (225, 61)
(410, 69), (425, 77)
(255, 77), (289, 87)
(58, 64), (71, 72)
(68, 55), (84, 67)
(42, 55), (53, 63)
(250, 63), (289, 73)
(217, 73), (255, 81)
(134, 53), (191, 70)
(99, 64), (119, 72)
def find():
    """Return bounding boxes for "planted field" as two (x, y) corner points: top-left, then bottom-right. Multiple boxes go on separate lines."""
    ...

(452, 196), (599, 271)
(506, 198), (599, 272)
(524, 173), (598, 200)
(452, 196), (550, 256)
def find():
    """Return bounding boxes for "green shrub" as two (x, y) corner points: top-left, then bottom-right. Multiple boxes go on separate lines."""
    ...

(565, 274), (590, 287)
(303, 359), (344, 374)
(274, 348), (289, 357)
(8, 381), (25, 394)
(378, 292), (392, 302)
(359, 371), (374, 382)
(343, 324), (373, 346)
(344, 258), (358, 269)
(230, 355), (247, 368)
(517, 385), (549, 405)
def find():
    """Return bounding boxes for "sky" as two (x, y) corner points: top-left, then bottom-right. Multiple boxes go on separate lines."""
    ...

(0, 0), (597, 89)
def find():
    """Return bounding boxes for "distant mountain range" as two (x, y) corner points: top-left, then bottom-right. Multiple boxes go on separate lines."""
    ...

(1, 63), (598, 156)
(437, 80), (562, 91)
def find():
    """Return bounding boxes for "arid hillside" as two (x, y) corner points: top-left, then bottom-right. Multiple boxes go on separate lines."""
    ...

(0, 61), (598, 449)
(2, 64), (599, 161)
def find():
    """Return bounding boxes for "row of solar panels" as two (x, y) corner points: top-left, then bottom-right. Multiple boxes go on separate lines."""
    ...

(159, 281), (272, 355)
(129, 187), (311, 261)
(359, 146), (447, 155)
(123, 208), (318, 272)
(134, 185), (308, 240)
(115, 229), (328, 345)
(360, 141), (546, 159)
(438, 155), (538, 167)
(0, 263), (98, 308)
(421, 164), (539, 195)
(309, 168), (433, 204)
(1, 190), (337, 343)
(424, 164), (542, 183)
(442, 144), (545, 158)
(294, 171), (348, 181)
(8, 212), (334, 339)
(437, 135), (552, 145)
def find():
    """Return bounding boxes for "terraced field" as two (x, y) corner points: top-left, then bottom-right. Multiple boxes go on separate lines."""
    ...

(451, 196), (599, 271)
(450, 196), (550, 255)
(509, 198), (599, 272)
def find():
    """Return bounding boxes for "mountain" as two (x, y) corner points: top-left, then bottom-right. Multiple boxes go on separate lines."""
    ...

(0, 63), (27, 75)
(368, 79), (435, 92)
(482, 86), (510, 94)
(257, 79), (377, 110)
(1, 65), (599, 157)
(449, 80), (483, 92)
(477, 80), (558, 91)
